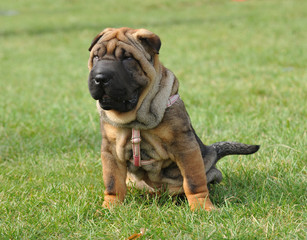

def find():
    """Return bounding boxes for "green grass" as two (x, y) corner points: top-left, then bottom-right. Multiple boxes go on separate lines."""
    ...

(1, 0), (306, 239)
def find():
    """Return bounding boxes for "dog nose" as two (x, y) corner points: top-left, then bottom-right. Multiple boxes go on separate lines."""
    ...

(94, 74), (110, 85)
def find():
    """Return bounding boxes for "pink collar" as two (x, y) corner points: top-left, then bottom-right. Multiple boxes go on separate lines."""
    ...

(130, 94), (180, 167)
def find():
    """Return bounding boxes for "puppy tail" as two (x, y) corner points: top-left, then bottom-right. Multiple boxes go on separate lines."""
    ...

(210, 142), (260, 161)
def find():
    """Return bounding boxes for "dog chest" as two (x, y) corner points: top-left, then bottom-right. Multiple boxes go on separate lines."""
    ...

(102, 123), (184, 189)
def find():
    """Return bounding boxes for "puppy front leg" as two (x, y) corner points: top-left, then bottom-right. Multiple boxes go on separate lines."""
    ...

(176, 148), (214, 211)
(101, 150), (127, 208)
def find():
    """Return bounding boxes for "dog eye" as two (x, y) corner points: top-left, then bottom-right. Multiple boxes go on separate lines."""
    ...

(122, 55), (133, 61)
(93, 56), (99, 64)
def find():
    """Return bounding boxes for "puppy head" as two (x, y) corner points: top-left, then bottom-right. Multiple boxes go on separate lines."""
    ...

(88, 27), (161, 115)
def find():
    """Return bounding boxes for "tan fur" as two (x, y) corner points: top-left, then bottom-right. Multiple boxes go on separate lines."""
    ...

(89, 27), (214, 211)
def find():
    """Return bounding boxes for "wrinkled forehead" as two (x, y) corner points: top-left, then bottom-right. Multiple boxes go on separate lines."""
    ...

(91, 28), (151, 61)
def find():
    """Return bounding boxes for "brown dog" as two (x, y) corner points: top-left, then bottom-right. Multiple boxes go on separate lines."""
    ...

(87, 27), (259, 211)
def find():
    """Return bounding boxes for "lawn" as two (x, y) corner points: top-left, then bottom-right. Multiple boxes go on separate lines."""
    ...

(0, 0), (306, 239)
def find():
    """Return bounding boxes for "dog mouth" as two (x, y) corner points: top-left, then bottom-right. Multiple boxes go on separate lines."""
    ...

(99, 90), (139, 112)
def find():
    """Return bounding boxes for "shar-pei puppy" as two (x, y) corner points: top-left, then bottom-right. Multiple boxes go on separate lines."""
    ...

(87, 27), (259, 211)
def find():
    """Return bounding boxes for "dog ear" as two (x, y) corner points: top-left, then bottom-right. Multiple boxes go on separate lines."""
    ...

(88, 32), (104, 51)
(135, 29), (161, 54)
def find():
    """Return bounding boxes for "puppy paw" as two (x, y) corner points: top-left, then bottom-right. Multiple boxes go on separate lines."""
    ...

(189, 197), (215, 211)
(102, 195), (121, 209)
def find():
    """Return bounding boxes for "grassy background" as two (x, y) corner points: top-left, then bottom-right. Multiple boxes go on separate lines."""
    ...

(1, 0), (306, 239)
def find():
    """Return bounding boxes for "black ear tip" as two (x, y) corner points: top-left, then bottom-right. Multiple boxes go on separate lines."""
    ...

(88, 32), (104, 52)
(139, 34), (161, 54)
